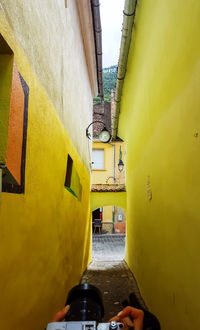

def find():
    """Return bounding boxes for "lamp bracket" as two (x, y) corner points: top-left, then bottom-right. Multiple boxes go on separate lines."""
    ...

(86, 120), (105, 140)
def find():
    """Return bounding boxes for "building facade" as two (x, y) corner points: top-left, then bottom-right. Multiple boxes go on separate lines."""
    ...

(91, 99), (126, 234)
(0, 1), (101, 329)
(115, 0), (200, 329)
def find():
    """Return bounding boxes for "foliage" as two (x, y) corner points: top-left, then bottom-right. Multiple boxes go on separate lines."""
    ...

(93, 65), (117, 102)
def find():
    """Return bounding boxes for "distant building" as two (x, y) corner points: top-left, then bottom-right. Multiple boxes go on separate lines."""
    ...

(92, 91), (126, 234)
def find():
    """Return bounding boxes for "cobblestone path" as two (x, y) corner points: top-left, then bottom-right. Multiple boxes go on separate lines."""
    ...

(81, 234), (146, 322)
(92, 234), (125, 261)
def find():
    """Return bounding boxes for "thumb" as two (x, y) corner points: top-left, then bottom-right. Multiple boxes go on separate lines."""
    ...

(52, 305), (70, 322)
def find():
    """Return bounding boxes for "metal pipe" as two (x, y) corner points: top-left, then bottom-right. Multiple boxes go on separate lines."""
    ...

(108, 142), (115, 184)
(112, 0), (137, 139)
(0, 169), (2, 202)
(108, 142), (116, 233)
(91, 0), (104, 100)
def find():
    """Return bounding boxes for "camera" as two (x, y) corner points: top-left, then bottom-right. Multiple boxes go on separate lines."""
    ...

(47, 320), (123, 329)
(46, 284), (124, 330)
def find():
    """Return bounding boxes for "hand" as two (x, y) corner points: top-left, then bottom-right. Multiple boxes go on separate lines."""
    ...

(109, 306), (144, 330)
(52, 305), (70, 322)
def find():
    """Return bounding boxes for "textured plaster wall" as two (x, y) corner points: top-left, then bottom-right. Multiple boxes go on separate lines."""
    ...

(0, 0), (93, 170)
(90, 191), (126, 212)
(0, 6), (92, 330)
(118, 1), (200, 329)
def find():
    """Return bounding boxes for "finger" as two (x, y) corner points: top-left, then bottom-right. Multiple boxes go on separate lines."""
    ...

(109, 315), (134, 329)
(118, 306), (144, 320)
(108, 315), (120, 322)
(52, 305), (70, 322)
(122, 316), (134, 327)
(122, 324), (129, 330)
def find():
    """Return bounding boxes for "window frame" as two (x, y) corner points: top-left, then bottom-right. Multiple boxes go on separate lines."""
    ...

(92, 148), (105, 171)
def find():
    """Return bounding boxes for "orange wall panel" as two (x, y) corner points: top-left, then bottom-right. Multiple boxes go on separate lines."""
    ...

(6, 60), (24, 185)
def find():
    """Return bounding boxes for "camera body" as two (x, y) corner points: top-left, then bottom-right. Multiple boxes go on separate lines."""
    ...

(47, 284), (123, 330)
(47, 320), (123, 330)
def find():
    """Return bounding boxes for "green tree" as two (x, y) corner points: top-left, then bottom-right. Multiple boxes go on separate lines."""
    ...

(93, 65), (117, 102)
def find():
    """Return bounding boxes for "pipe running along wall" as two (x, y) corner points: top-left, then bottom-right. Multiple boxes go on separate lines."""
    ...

(112, 0), (137, 139)
(91, 0), (104, 100)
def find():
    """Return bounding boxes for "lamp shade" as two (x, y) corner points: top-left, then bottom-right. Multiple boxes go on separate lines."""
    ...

(98, 127), (111, 143)
(118, 159), (124, 172)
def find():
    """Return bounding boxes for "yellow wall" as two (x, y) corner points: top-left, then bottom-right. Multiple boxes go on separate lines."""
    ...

(92, 141), (125, 184)
(0, 0), (93, 171)
(91, 191), (126, 212)
(103, 205), (113, 222)
(0, 5), (92, 330)
(92, 142), (126, 223)
(118, 1), (200, 329)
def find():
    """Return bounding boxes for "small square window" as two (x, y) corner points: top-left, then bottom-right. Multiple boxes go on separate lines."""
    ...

(92, 149), (104, 170)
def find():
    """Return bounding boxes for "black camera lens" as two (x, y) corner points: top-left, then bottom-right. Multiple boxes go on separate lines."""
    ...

(65, 283), (104, 322)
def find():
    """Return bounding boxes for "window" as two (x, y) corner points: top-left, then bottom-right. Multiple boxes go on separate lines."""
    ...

(92, 149), (104, 170)
(0, 34), (29, 194)
(64, 154), (82, 200)
(65, 155), (73, 188)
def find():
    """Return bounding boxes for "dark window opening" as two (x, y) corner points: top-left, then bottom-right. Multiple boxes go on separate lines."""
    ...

(65, 155), (73, 188)
(64, 154), (82, 200)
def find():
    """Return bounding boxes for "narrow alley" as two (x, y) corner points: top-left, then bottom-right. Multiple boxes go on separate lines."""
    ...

(1, 0), (200, 329)
(81, 234), (146, 321)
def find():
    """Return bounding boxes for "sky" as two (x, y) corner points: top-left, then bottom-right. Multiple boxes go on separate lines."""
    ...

(100, 0), (124, 68)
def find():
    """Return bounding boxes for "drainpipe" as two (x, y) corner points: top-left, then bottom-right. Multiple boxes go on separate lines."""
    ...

(108, 142), (116, 184)
(108, 142), (116, 232)
(91, 0), (104, 101)
(112, 0), (137, 139)
(0, 169), (2, 202)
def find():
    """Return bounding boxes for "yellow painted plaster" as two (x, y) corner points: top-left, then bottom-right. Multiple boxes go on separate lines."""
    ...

(0, 0), (93, 171)
(0, 13), (91, 330)
(103, 205), (113, 222)
(118, 1), (200, 329)
(91, 191), (126, 212)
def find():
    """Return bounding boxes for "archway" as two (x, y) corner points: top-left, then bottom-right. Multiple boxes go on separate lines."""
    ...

(90, 191), (126, 212)
(92, 205), (126, 235)
(91, 192), (127, 261)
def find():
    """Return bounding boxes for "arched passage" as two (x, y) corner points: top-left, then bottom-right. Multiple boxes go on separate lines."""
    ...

(90, 191), (126, 212)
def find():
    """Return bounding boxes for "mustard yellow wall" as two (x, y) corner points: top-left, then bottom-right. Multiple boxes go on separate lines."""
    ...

(92, 141), (125, 184)
(103, 205), (113, 222)
(100, 206), (126, 223)
(0, 10), (92, 330)
(91, 192), (126, 213)
(118, 1), (200, 329)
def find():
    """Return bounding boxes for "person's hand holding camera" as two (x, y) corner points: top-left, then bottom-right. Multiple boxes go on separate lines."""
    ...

(109, 306), (144, 330)
(52, 305), (144, 329)
(52, 305), (70, 322)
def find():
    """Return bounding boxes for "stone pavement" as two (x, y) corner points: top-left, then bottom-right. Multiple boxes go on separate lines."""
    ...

(81, 234), (146, 322)
(92, 234), (125, 261)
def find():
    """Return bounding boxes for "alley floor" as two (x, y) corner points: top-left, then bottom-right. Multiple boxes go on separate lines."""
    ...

(81, 234), (146, 321)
